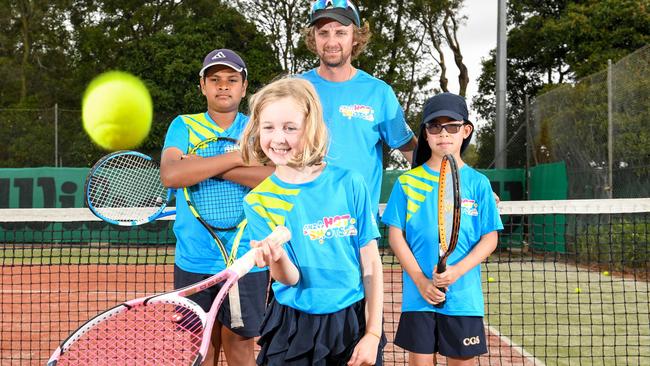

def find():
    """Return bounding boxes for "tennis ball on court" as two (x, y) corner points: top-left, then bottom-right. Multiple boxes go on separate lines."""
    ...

(602, 271), (610, 276)
(487, 277), (496, 283)
(574, 287), (582, 293)
(82, 71), (153, 151)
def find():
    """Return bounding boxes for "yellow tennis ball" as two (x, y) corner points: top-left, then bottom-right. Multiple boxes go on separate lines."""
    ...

(602, 271), (610, 276)
(82, 71), (152, 151)
(574, 287), (582, 293)
(487, 277), (496, 283)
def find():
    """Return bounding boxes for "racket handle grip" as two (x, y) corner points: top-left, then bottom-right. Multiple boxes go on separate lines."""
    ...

(434, 260), (447, 309)
(229, 226), (292, 278)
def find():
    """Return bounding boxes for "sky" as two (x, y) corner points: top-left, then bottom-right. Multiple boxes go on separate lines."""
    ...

(442, 0), (499, 128)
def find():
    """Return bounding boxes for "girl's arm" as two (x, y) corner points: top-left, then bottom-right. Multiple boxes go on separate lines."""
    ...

(348, 240), (383, 366)
(252, 239), (299, 286)
(388, 225), (440, 305)
(433, 231), (498, 289)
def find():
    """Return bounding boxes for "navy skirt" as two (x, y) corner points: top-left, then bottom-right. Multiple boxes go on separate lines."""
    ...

(256, 299), (386, 365)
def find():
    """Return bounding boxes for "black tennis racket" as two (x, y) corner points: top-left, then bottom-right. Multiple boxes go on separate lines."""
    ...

(182, 136), (250, 327)
(85, 151), (175, 225)
(434, 154), (461, 308)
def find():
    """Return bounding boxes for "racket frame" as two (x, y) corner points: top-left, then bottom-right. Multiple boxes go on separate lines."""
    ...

(182, 136), (249, 327)
(434, 154), (461, 308)
(47, 226), (291, 366)
(85, 150), (175, 226)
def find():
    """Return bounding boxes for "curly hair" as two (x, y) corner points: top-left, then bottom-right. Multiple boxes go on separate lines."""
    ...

(302, 21), (372, 60)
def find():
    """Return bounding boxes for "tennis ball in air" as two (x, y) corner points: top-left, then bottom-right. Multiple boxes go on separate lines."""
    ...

(602, 271), (610, 276)
(574, 287), (582, 293)
(487, 277), (496, 283)
(82, 71), (152, 151)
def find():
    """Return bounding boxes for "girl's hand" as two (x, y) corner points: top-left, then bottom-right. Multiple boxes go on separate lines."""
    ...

(415, 275), (442, 305)
(433, 265), (461, 289)
(347, 333), (380, 366)
(250, 239), (284, 268)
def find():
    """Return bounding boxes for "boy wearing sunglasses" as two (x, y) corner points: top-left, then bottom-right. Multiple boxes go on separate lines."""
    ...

(382, 93), (503, 366)
(302, 0), (417, 218)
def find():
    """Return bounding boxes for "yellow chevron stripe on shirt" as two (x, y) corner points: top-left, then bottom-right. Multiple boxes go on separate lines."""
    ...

(252, 178), (300, 197)
(180, 113), (223, 146)
(245, 193), (293, 211)
(251, 205), (286, 227)
(398, 166), (439, 222)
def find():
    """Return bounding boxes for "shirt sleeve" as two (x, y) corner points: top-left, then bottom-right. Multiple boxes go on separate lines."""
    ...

(162, 116), (189, 153)
(243, 201), (274, 241)
(378, 87), (414, 149)
(478, 176), (504, 236)
(381, 179), (407, 230)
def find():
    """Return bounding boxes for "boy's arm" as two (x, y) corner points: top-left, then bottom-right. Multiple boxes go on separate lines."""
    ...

(220, 165), (274, 188)
(434, 231), (498, 289)
(388, 225), (441, 305)
(348, 239), (383, 366)
(160, 146), (244, 188)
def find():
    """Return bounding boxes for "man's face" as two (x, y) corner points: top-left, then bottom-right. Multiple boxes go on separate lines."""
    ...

(313, 19), (355, 68)
(199, 65), (247, 114)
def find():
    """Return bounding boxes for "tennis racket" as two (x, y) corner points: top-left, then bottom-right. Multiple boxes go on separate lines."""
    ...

(85, 150), (175, 225)
(434, 154), (461, 308)
(182, 136), (250, 327)
(46, 225), (291, 366)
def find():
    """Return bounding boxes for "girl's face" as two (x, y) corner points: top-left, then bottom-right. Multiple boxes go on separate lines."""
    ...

(425, 116), (472, 158)
(259, 97), (305, 167)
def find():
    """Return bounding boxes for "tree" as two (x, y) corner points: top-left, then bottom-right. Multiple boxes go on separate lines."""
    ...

(472, 0), (650, 169)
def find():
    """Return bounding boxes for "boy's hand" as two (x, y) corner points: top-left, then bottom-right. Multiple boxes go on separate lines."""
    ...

(347, 334), (379, 366)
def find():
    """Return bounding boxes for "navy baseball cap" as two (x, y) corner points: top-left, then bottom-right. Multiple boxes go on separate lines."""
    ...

(413, 92), (475, 167)
(199, 49), (247, 80)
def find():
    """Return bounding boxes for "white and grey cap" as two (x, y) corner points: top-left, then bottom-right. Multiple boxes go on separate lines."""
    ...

(199, 49), (247, 80)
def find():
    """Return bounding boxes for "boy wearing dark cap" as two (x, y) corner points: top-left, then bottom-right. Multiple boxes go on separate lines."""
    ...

(382, 93), (503, 366)
(301, 0), (417, 217)
(160, 49), (273, 366)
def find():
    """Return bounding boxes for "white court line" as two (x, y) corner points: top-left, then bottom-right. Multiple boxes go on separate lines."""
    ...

(486, 325), (546, 366)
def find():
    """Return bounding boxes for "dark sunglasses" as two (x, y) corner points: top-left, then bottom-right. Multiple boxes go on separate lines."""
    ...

(425, 122), (465, 134)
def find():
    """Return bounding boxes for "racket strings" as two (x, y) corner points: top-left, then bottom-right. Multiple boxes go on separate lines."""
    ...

(88, 154), (167, 223)
(190, 139), (248, 230)
(57, 303), (203, 365)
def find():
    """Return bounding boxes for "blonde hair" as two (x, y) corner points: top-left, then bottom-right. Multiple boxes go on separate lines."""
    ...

(303, 21), (372, 60)
(241, 77), (328, 168)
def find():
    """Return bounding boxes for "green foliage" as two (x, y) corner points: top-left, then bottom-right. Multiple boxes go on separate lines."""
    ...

(574, 218), (649, 270)
(473, 0), (650, 170)
(0, 0), (282, 167)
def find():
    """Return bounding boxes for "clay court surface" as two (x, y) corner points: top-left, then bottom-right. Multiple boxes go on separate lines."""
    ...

(2, 263), (535, 365)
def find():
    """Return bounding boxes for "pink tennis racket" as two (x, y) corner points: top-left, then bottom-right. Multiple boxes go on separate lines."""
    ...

(47, 226), (291, 366)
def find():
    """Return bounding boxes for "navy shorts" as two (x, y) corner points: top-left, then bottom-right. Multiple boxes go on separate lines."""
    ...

(394, 312), (487, 357)
(174, 264), (270, 338)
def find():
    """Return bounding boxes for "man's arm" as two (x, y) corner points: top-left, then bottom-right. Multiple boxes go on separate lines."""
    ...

(397, 135), (418, 165)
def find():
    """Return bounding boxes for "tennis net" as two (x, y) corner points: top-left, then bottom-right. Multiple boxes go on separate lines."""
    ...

(1, 199), (648, 365)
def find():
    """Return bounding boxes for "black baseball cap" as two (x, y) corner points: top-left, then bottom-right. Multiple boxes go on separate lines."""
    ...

(413, 93), (475, 167)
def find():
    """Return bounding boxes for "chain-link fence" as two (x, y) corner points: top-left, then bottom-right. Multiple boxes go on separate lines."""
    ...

(530, 45), (650, 199)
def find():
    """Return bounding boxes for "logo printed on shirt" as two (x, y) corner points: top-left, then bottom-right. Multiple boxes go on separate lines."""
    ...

(462, 199), (479, 216)
(339, 104), (375, 122)
(303, 214), (358, 244)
